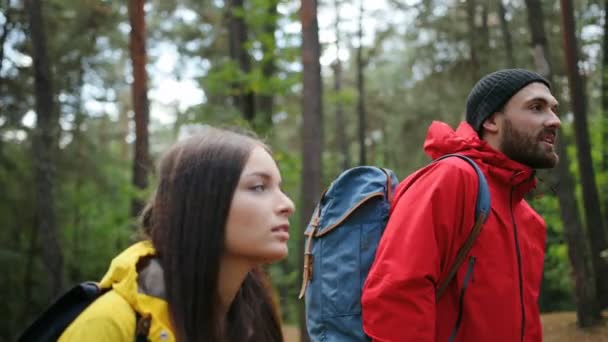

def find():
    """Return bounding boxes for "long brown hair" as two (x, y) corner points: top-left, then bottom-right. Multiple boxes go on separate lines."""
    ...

(141, 128), (283, 342)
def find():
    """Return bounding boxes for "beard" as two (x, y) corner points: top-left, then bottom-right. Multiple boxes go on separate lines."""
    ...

(500, 118), (559, 169)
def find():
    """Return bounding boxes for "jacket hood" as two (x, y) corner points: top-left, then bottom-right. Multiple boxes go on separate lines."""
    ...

(99, 241), (172, 334)
(423, 121), (536, 194)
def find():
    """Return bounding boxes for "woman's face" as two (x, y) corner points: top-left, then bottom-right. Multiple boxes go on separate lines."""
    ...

(224, 146), (295, 265)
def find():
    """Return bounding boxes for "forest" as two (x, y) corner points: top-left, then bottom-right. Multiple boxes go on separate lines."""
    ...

(1, 0), (608, 341)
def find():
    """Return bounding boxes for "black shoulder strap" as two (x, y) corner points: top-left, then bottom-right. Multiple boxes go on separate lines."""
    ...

(17, 282), (104, 342)
(134, 312), (152, 342)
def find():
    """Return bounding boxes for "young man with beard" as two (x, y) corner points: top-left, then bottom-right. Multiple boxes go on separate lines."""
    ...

(361, 69), (560, 342)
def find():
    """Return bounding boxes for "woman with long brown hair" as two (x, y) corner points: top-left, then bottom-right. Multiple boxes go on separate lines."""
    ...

(59, 127), (295, 341)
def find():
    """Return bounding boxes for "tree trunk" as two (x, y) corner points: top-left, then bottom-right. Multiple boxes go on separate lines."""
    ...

(0, 0), (14, 90)
(332, 61), (349, 170)
(356, 0), (366, 165)
(128, 0), (150, 218)
(69, 60), (87, 282)
(498, 0), (515, 67)
(480, 0), (489, 55)
(524, 0), (551, 76)
(0, 1), (12, 164)
(332, 0), (349, 170)
(257, 0), (278, 132)
(25, 0), (64, 298)
(228, 0), (255, 123)
(299, 0), (323, 340)
(603, 0), (608, 227)
(524, 0), (602, 326)
(466, 0), (479, 81)
(21, 222), (38, 324)
(560, 0), (608, 310)
(602, 0), (608, 173)
(119, 89), (132, 161)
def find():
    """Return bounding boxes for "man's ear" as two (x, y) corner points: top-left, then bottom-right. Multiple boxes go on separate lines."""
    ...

(481, 112), (501, 134)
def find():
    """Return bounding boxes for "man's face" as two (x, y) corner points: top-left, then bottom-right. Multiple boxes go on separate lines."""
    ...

(497, 82), (561, 169)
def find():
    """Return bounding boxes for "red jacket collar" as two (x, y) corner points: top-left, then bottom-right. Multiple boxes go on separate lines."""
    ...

(423, 121), (536, 197)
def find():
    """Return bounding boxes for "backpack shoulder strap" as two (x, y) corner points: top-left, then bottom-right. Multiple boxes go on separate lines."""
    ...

(134, 312), (152, 342)
(18, 282), (105, 342)
(433, 154), (491, 299)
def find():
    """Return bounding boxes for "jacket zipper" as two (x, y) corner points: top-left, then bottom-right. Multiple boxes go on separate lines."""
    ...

(510, 187), (525, 342)
(448, 256), (476, 342)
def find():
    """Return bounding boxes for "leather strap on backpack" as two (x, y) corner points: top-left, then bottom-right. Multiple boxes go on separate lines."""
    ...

(379, 168), (395, 202)
(298, 210), (320, 299)
(435, 212), (487, 299)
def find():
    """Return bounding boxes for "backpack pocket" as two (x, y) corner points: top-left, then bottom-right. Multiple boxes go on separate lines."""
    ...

(318, 198), (389, 317)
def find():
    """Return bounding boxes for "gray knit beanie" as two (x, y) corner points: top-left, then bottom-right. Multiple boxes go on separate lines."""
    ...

(466, 69), (551, 132)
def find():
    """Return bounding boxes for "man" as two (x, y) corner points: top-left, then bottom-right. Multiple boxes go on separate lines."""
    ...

(361, 69), (560, 342)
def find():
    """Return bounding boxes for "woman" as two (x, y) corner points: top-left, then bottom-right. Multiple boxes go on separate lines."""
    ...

(59, 127), (295, 341)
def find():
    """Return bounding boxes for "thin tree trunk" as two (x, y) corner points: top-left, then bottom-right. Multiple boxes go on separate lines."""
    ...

(69, 60), (87, 282)
(299, 0), (323, 340)
(228, 0), (255, 123)
(524, 0), (550, 76)
(556, 136), (602, 327)
(602, 0), (608, 172)
(119, 89), (132, 161)
(332, 60), (349, 170)
(466, 0), (479, 81)
(480, 0), (489, 55)
(25, 0), (64, 298)
(524, 0), (602, 326)
(128, 0), (150, 218)
(498, 0), (515, 67)
(333, 0), (349, 170)
(381, 120), (390, 167)
(560, 0), (608, 310)
(0, 0), (12, 164)
(257, 0), (278, 132)
(603, 0), (608, 227)
(333, 63), (350, 163)
(0, 1), (13, 90)
(21, 222), (38, 323)
(356, 0), (366, 165)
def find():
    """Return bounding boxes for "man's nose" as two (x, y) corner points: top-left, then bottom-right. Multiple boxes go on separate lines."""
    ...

(547, 111), (561, 129)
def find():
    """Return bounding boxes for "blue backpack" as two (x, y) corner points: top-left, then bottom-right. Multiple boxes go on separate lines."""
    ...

(298, 154), (491, 341)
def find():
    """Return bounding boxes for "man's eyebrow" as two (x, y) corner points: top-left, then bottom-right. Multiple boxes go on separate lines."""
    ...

(526, 97), (559, 107)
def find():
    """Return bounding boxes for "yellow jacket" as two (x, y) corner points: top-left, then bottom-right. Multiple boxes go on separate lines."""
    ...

(59, 241), (175, 341)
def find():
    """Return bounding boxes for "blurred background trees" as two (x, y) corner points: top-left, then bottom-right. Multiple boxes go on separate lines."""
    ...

(1, 0), (607, 340)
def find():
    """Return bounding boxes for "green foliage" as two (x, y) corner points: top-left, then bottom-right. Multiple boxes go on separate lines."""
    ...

(267, 146), (302, 324)
(531, 195), (575, 312)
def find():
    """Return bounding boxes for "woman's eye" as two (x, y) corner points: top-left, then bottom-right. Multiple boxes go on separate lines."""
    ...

(251, 184), (266, 192)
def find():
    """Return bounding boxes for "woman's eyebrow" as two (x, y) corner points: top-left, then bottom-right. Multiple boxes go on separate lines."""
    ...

(243, 171), (282, 185)
(243, 171), (271, 179)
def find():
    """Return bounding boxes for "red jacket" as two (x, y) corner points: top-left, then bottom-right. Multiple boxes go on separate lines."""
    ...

(362, 121), (545, 342)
